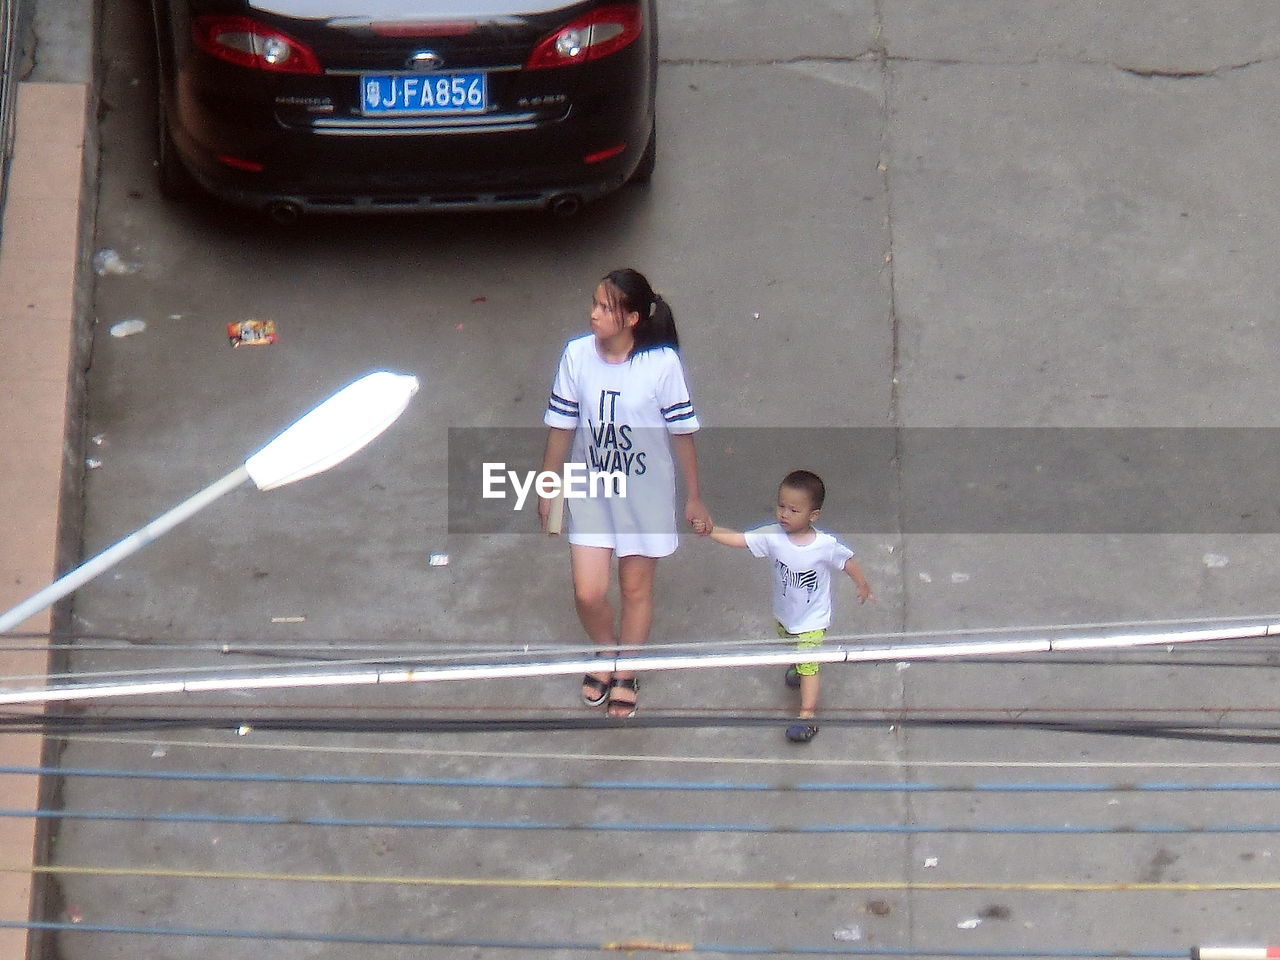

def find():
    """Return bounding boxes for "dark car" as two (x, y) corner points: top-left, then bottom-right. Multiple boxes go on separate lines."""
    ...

(149, 0), (657, 220)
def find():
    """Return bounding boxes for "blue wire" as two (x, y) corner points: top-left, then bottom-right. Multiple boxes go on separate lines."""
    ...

(4, 919), (1187, 957)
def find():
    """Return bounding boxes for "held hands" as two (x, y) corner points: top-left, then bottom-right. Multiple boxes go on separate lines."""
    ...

(542, 495), (711, 537)
(686, 498), (712, 536)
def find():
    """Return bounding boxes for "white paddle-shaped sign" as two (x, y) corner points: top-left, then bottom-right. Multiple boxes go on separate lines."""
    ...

(0, 371), (419, 635)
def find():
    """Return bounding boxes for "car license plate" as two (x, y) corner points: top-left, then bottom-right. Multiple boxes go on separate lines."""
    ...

(360, 72), (488, 116)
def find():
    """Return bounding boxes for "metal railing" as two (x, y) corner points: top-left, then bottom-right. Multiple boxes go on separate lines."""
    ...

(0, 0), (20, 217)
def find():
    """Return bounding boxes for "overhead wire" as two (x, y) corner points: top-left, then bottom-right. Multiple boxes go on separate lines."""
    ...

(0, 615), (1270, 708)
(10, 805), (1280, 836)
(0, 919), (1192, 957)
(13, 762), (1280, 793)
(8, 711), (1280, 744)
(51, 731), (1280, 768)
(9, 608), (1280, 646)
(12, 861), (1280, 892)
(2, 611), (1278, 672)
(13, 613), (1278, 956)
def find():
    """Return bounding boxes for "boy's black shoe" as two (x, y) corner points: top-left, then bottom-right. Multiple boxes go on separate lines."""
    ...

(784, 666), (801, 689)
(785, 722), (819, 743)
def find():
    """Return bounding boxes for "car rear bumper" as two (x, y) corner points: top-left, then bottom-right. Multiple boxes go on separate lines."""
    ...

(196, 175), (629, 217)
(167, 47), (652, 216)
(171, 102), (648, 215)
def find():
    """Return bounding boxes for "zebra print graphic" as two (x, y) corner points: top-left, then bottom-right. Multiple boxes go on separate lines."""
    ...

(775, 559), (818, 598)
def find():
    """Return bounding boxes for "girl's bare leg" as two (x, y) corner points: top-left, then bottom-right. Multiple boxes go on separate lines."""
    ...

(571, 545), (617, 700)
(617, 554), (657, 648)
(607, 555), (657, 716)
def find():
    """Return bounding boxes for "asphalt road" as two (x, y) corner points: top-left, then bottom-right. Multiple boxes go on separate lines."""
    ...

(45, 1), (1280, 957)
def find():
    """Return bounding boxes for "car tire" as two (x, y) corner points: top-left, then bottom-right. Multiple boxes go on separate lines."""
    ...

(157, 98), (198, 200)
(629, 122), (656, 185)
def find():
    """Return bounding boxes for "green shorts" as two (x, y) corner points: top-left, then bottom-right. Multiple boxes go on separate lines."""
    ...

(778, 622), (826, 676)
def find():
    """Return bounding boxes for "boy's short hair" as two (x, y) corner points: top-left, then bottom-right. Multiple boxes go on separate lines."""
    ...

(781, 470), (825, 510)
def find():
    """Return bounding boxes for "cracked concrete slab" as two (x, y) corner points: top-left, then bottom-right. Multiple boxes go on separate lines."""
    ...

(656, 0), (878, 62)
(651, 62), (891, 426)
(25, 0), (90, 83)
(26, 0), (1280, 957)
(883, 46), (1280, 643)
(880, 0), (1280, 74)
(887, 58), (1280, 427)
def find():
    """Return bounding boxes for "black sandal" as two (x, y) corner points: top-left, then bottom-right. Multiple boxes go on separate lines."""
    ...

(605, 677), (639, 719)
(581, 651), (612, 707)
(581, 672), (611, 707)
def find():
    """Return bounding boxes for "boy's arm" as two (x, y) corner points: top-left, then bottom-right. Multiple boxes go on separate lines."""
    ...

(844, 557), (873, 603)
(691, 517), (749, 548)
(708, 524), (749, 548)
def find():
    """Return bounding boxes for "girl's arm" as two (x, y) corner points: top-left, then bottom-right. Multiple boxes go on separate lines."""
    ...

(671, 433), (711, 535)
(538, 427), (574, 532)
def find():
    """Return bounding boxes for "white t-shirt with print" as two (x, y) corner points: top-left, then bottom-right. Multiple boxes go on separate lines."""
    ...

(544, 335), (699, 557)
(743, 523), (855, 634)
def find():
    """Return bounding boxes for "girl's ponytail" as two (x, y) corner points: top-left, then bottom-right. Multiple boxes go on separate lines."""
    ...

(643, 293), (678, 354)
(602, 267), (679, 356)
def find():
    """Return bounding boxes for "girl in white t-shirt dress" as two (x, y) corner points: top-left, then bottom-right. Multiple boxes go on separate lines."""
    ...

(539, 269), (711, 718)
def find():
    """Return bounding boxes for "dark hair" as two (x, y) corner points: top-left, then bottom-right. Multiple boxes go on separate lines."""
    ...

(602, 267), (679, 356)
(781, 470), (825, 510)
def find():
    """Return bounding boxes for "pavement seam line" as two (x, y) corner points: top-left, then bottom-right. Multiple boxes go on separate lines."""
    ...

(658, 51), (1280, 77)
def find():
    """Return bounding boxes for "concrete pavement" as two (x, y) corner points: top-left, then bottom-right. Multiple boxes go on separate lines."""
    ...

(10, 0), (1280, 957)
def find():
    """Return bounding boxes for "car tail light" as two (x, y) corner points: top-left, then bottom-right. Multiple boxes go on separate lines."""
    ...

(216, 153), (264, 172)
(525, 4), (642, 69)
(583, 143), (626, 164)
(193, 16), (322, 74)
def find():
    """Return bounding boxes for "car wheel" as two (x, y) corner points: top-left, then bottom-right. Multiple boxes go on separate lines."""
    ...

(629, 122), (656, 185)
(157, 98), (198, 200)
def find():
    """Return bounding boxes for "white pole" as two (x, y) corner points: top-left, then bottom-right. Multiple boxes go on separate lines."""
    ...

(0, 620), (1274, 706)
(0, 467), (251, 635)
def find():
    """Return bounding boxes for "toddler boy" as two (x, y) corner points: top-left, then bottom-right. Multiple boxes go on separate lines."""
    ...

(695, 470), (872, 742)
